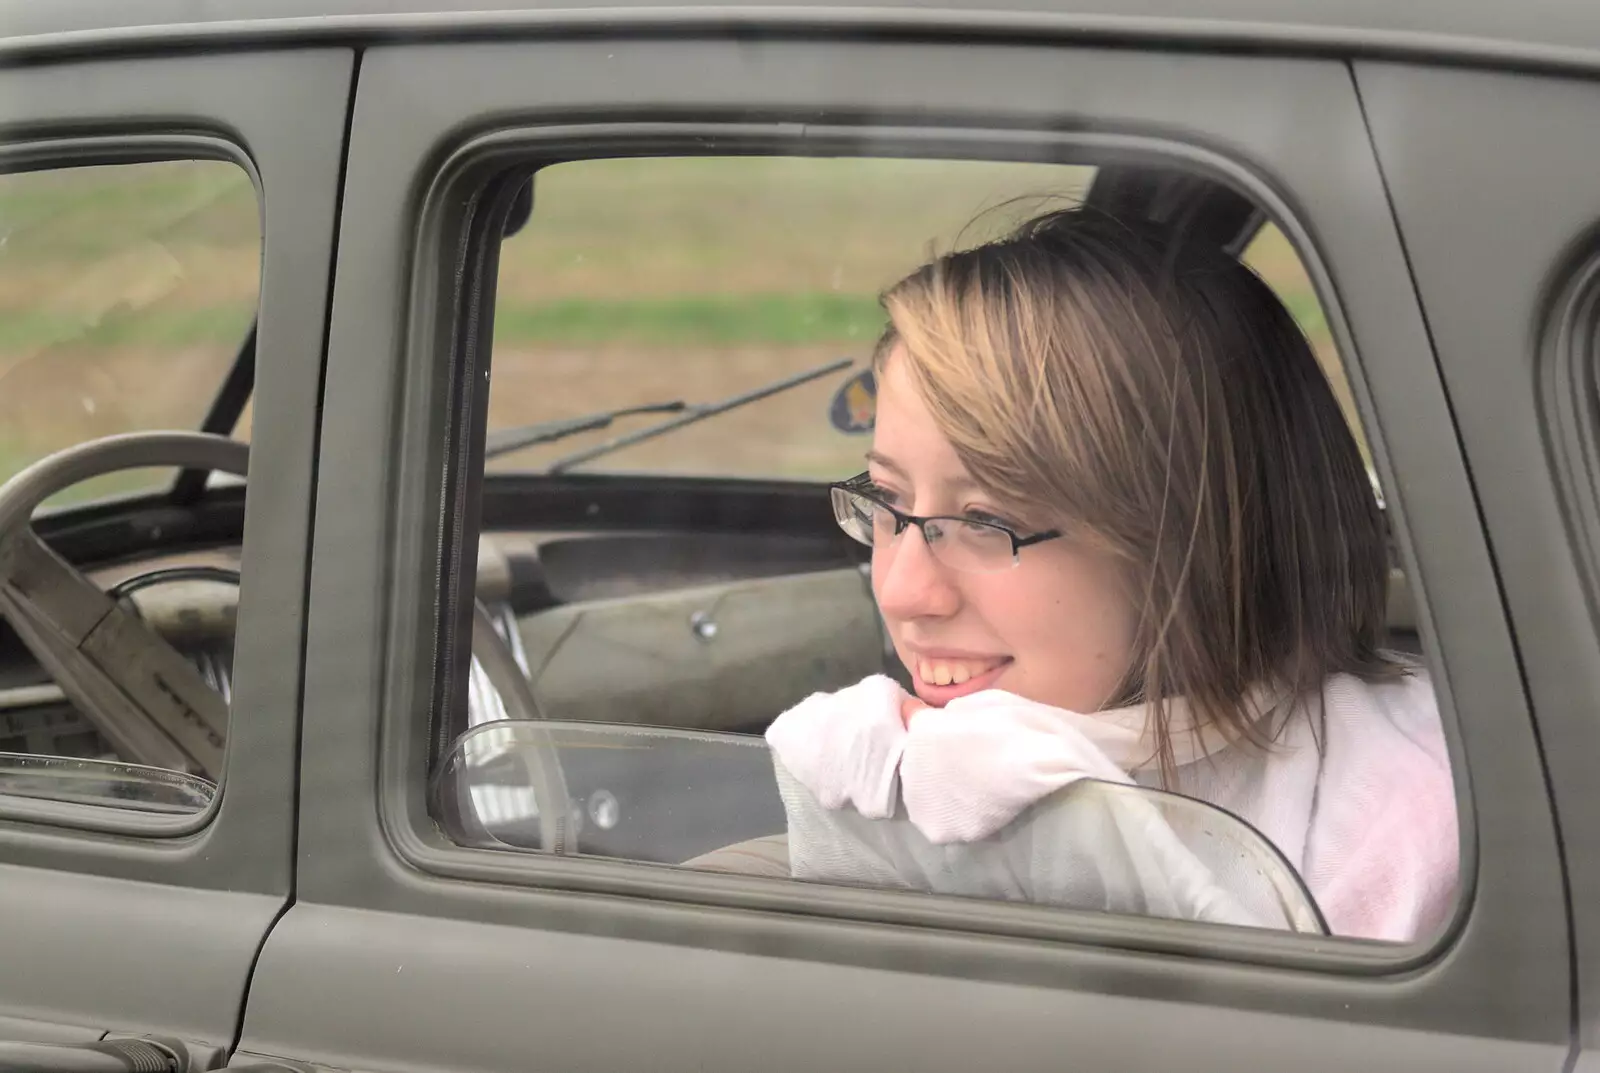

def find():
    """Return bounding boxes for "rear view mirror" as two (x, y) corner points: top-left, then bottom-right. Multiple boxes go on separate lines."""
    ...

(502, 175), (533, 237)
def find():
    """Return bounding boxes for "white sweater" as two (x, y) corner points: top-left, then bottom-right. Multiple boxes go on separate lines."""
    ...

(764, 667), (1457, 942)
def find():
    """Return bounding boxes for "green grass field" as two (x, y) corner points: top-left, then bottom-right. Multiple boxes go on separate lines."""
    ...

(0, 155), (1347, 498)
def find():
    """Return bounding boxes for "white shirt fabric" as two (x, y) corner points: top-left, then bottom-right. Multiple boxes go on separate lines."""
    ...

(765, 664), (1456, 942)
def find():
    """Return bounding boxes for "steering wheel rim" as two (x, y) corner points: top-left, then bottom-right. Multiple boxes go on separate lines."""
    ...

(0, 433), (569, 846)
(470, 600), (571, 854)
(0, 432), (251, 537)
(0, 433), (252, 777)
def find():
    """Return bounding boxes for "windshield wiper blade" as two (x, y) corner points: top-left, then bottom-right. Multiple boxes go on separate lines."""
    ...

(484, 401), (688, 460)
(542, 357), (854, 475)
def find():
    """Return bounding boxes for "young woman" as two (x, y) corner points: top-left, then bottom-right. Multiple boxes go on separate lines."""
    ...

(765, 207), (1457, 942)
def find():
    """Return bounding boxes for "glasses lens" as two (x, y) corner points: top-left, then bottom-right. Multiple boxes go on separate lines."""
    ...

(831, 486), (878, 546)
(930, 518), (1017, 573)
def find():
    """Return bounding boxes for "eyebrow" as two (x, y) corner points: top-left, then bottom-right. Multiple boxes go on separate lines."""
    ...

(864, 450), (905, 478)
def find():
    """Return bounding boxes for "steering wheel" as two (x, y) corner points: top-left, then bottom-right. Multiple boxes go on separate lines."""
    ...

(0, 433), (567, 845)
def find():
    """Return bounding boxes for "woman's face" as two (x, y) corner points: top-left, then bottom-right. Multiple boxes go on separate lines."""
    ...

(868, 350), (1138, 712)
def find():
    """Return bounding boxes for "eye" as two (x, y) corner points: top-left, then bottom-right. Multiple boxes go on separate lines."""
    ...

(962, 509), (1016, 531)
(863, 478), (903, 506)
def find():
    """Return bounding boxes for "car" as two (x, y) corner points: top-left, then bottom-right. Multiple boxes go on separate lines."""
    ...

(0, 1), (1591, 1070)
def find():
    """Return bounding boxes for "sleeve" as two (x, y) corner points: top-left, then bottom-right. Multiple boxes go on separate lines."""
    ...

(763, 674), (907, 819)
(898, 701), (1133, 843)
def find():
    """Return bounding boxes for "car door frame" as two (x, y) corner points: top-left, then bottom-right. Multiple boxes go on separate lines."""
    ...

(249, 34), (1566, 1073)
(1352, 59), (1600, 1070)
(0, 46), (352, 1048)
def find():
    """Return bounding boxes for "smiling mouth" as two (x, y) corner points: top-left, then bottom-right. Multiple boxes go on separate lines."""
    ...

(912, 656), (1010, 690)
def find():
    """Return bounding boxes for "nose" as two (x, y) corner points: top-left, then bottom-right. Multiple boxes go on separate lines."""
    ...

(872, 523), (962, 623)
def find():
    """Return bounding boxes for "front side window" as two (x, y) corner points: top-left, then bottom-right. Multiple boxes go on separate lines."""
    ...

(435, 152), (1457, 947)
(0, 158), (259, 818)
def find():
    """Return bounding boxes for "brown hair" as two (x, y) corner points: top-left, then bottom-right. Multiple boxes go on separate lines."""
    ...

(875, 206), (1399, 780)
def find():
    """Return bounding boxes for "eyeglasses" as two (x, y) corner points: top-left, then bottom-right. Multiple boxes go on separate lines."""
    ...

(829, 473), (1062, 574)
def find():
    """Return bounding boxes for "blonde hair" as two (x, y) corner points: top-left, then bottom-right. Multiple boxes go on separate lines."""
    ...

(876, 207), (1397, 780)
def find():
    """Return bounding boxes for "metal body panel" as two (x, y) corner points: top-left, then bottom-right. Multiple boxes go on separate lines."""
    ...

(245, 902), (1556, 1073)
(1355, 60), (1600, 1058)
(11, 0), (1600, 77)
(0, 1014), (105, 1046)
(0, 862), (280, 1041)
(0, 49), (352, 1044)
(252, 36), (1565, 1071)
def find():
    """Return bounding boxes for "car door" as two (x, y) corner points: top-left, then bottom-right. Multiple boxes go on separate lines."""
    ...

(1351, 61), (1600, 1072)
(240, 33), (1567, 1073)
(0, 45), (351, 1057)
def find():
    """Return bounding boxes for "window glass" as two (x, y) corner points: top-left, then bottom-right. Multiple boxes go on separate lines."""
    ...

(446, 154), (1455, 946)
(0, 159), (257, 817)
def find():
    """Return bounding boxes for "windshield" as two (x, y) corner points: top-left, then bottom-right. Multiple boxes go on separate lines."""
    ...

(485, 157), (1098, 480)
(483, 158), (1356, 482)
(0, 159), (259, 505)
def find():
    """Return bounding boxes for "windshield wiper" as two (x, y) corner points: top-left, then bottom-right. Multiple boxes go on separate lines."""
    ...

(485, 401), (688, 460)
(539, 357), (854, 474)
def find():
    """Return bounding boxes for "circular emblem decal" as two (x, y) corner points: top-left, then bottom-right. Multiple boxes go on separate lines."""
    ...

(828, 368), (876, 434)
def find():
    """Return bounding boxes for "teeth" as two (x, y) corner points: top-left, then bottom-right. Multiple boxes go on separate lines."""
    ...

(917, 659), (991, 687)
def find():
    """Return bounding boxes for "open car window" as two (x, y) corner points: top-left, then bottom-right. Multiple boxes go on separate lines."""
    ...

(438, 151), (1454, 947)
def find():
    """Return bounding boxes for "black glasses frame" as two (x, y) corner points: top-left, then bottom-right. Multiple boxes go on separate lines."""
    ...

(829, 473), (1062, 562)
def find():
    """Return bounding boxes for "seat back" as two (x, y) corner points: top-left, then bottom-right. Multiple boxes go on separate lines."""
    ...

(775, 764), (1327, 934)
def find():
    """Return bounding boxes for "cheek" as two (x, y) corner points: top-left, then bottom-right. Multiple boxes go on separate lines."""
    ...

(1007, 554), (1136, 686)
(868, 545), (892, 606)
